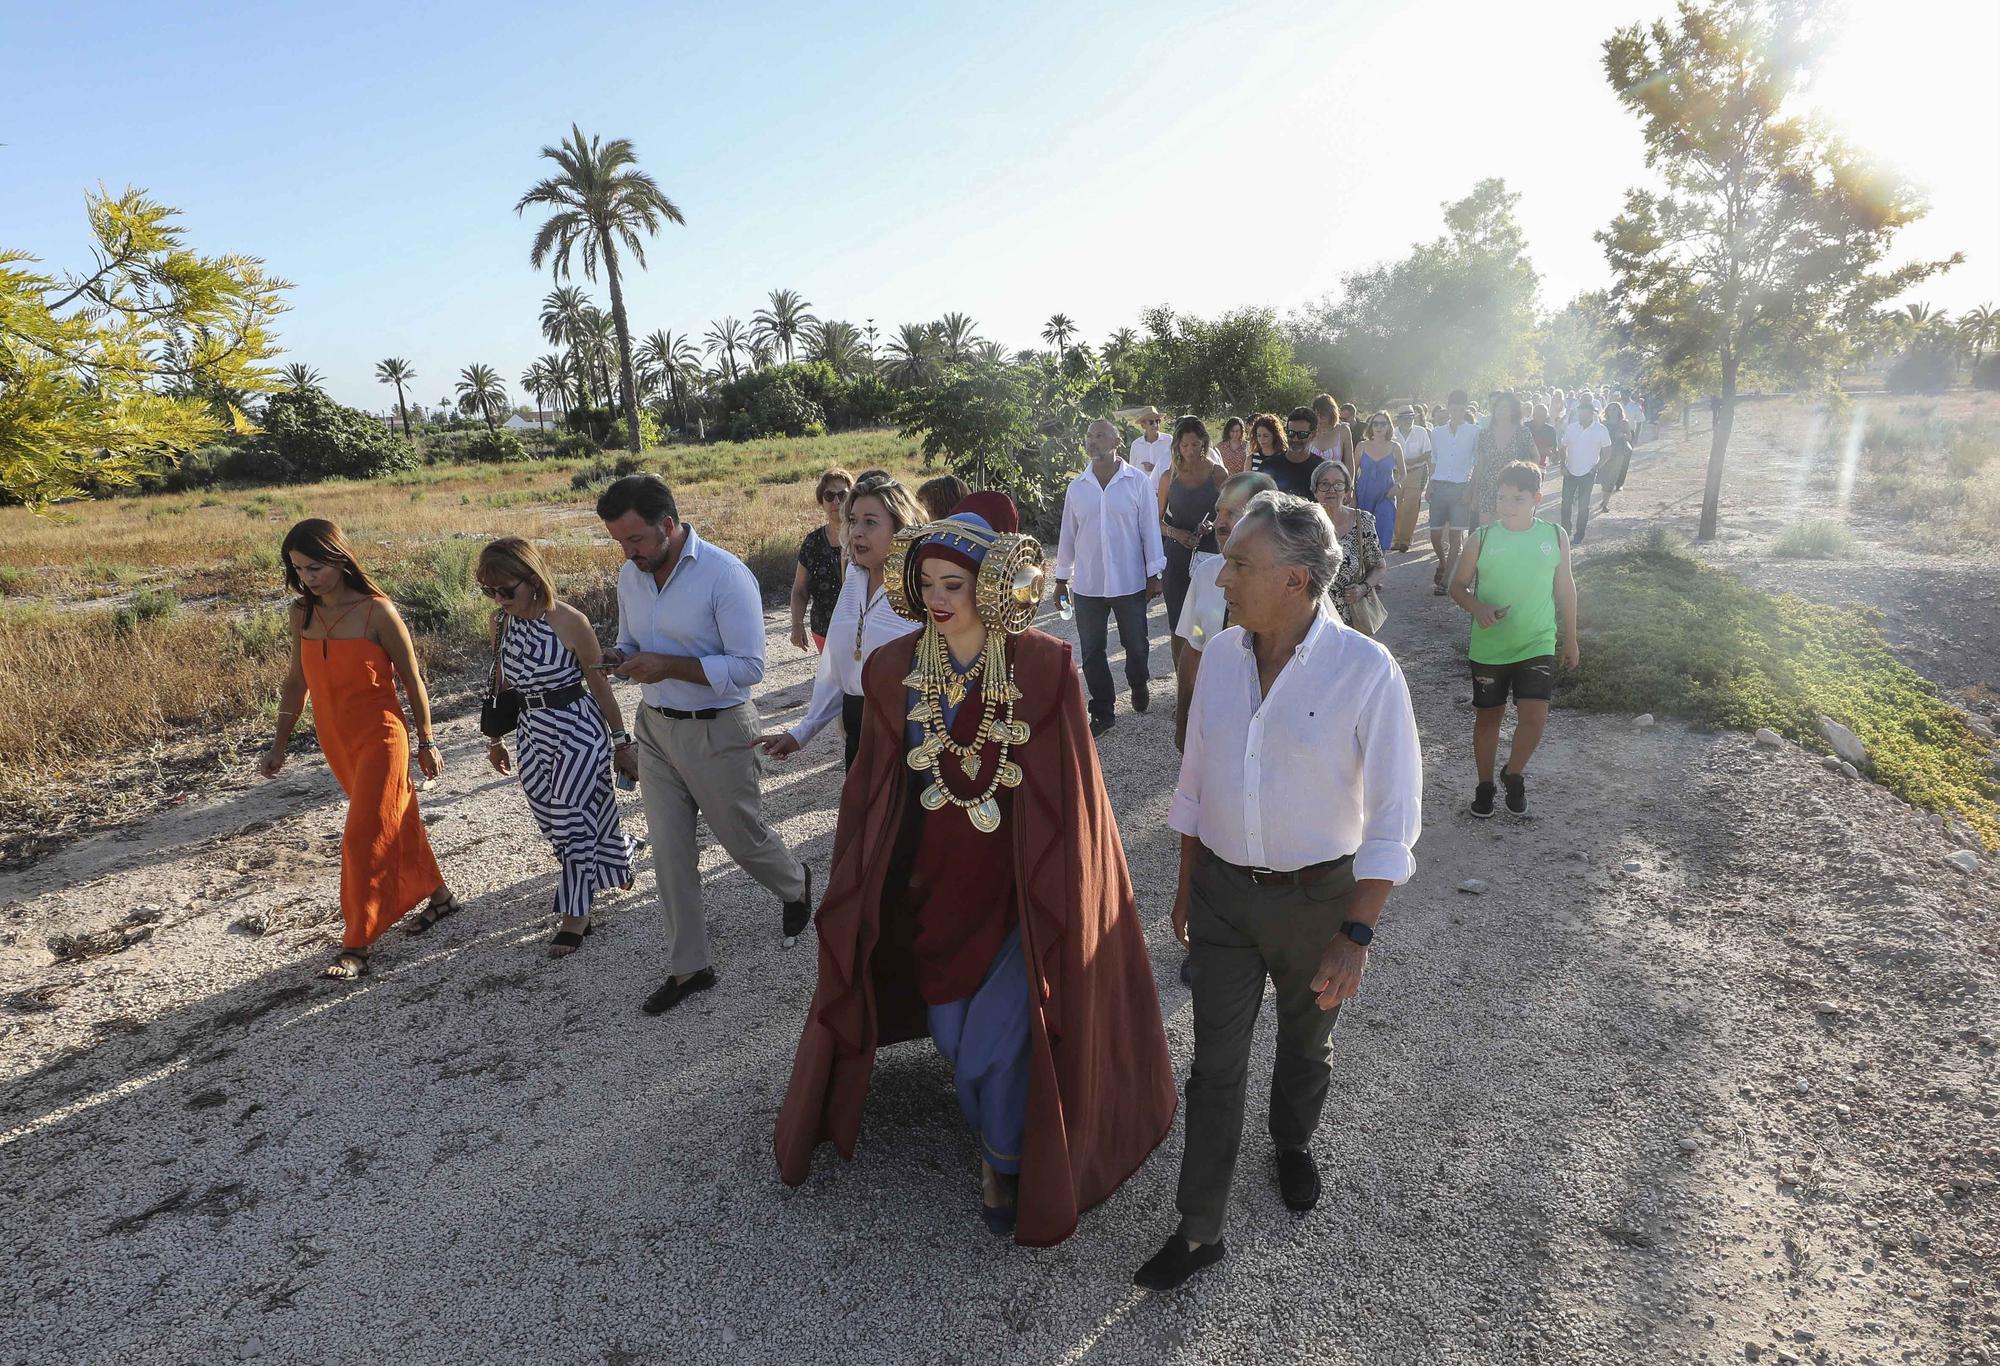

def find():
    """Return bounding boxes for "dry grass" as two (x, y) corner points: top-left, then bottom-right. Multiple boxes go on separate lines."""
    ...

(1850, 392), (2000, 555)
(0, 431), (928, 825)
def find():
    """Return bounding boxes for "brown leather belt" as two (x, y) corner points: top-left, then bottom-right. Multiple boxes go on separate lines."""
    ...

(1205, 848), (1354, 887)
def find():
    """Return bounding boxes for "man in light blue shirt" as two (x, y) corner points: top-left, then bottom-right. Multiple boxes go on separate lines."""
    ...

(597, 474), (812, 1015)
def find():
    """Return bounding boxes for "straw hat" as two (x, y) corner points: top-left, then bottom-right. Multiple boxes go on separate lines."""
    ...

(1130, 404), (1166, 422)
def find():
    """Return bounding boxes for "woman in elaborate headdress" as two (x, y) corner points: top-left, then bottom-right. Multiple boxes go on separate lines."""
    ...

(775, 493), (1177, 1245)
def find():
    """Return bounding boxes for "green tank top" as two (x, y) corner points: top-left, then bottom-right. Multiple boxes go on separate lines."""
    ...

(1468, 518), (1560, 664)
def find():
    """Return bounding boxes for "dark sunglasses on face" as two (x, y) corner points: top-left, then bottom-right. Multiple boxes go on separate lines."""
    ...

(1286, 427), (1312, 441)
(479, 581), (521, 601)
(822, 488), (849, 503)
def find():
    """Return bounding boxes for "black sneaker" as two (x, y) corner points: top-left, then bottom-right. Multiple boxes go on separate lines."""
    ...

(1131, 682), (1151, 714)
(1133, 1234), (1227, 1291)
(782, 864), (813, 944)
(1089, 714), (1115, 738)
(1470, 782), (1496, 818)
(1501, 768), (1527, 815)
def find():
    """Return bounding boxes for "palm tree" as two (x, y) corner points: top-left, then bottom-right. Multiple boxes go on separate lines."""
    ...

(1041, 313), (1077, 354)
(1102, 327), (1138, 366)
(539, 285), (594, 405)
(636, 328), (700, 429)
(516, 123), (685, 454)
(455, 364), (507, 431)
(934, 312), (981, 364)
(747, 338), (775, 372)
(705, 316), (747, 384)
(279, 362), (325, 395)
(520, 362), (554, 431)
(880, 322), (938, 387)
(975, 340), (1012, 365)
(806, 319), (869, 378)
(536, 351), (575, 420)
(751, 288), (816, 364)
(579, 307), (617, 414)
(373, 358), (417, 440)
(1956, 303), (1996, 369)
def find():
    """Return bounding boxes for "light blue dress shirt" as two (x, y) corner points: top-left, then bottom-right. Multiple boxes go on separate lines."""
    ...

(614, 525), (767, 712)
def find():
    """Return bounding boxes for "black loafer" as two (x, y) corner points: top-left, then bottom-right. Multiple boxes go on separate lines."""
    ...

(1131, 683), (1150, 714)
(1133, 1234), (1226, 1290)
(643, 967), (716, 1015)
(1089, 714), (1114, 738)
(1277, 1147), (1322, 1212)
(782, 865), (813, 943)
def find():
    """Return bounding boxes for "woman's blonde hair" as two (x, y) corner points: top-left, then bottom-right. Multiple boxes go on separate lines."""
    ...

(844, 471), (926, 534)
(813, 467), (856, 504)
(476, 536), (556, 612)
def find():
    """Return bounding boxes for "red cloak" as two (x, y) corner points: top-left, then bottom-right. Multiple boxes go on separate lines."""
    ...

(774, 627), (1178, 1246)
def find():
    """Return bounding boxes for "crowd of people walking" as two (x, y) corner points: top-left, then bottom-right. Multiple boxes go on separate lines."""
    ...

(258, 377), (1627, 1285)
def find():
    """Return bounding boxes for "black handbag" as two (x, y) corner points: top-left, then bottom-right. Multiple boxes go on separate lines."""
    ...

(479, 613), (521, 738)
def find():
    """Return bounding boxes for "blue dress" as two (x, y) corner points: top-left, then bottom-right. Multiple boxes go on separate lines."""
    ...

(1356, 448), (1397, 546)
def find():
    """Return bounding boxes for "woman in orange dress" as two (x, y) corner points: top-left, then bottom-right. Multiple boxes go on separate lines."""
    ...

(259, 520), (458, 980)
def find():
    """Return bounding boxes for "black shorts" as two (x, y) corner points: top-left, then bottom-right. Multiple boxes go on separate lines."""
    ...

(1470, 655), (1555, 708)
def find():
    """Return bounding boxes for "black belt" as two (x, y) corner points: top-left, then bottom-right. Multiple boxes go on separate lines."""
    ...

(649, 702), (740, 721)
(521, 682), (588, 712)
(1205, 848), (1353, 887)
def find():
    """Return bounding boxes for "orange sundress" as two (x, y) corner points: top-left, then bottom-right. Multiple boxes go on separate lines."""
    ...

(300, 602), (442, 949)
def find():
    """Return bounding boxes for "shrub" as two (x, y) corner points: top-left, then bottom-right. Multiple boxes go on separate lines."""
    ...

(1973, 355), (2000, 391)
(825, 373), (899, 431)
(566, 405), (616, 446)
(552, 432), (599, 460)
(249, 389), (418, 482)
(461, 430), (528, 464)
(606, 409), (662, 451)
(1563, 528), (1998, 845)
(1771, 519), (1855, 559)
(114, 586), (180, 634)
(1885, 346), (1952, 395)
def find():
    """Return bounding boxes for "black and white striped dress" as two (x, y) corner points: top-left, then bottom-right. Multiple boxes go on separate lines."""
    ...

(500, 613), (635, 919)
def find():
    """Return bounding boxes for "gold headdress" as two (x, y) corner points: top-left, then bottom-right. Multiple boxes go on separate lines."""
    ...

(881, 503), (1046, 834)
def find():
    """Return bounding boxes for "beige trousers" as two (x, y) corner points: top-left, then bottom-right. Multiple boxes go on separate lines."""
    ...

(634, 702), (806, 975)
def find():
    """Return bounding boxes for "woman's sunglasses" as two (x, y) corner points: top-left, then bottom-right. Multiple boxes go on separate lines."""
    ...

(479, 581), (522, 601)
(821, 488), (850, 504)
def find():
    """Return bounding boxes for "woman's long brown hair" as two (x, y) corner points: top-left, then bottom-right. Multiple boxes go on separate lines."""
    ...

(280, 519), (388, 612)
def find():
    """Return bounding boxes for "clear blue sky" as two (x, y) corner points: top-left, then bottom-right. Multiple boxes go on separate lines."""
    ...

(7, 0), (1995, 412)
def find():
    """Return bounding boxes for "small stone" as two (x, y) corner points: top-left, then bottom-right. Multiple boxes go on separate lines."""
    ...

(423, 811), (443, 825)
(1622, 859), (1644, 873)
(1754, 728), (1783, 749)
(1978, 1033), (1996, 1050)
(1794, 1079), (1810, 1095)
(1946, 816), (1979, 848)
(1678, 1137), (1702, 1153)
(1835, 1104), (1851, 1119)
(1634, 713), (1656, 728)
(1457, 878), (1488, 895)
(1838, 760), (1860, 781)
(1954, 1278), (1973, 1293)
(1821, 755), (1843, 773)
(1812, 999), (1841, 1017)
(1970, 715), (1996, 738)
(1946, 850), (1980, 874)
(1744, 1345), (1762, 1362)
(1817, 715), (1868, 767)
(1792, 1329), (1816, 1343)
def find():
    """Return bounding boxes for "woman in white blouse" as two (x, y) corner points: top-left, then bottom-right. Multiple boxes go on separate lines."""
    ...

(756, 472), (928, 769)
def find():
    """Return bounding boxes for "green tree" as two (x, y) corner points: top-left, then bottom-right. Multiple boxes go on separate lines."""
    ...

(805, 319), (870, 378)
(0, 187), (290, 505)
(1960, 304), (1998, 369)
(751, 288), (815, 364)
(250, 388), (416, 482)
(279, 362), (325, 395)
(374, 357), (418, 444)
(455, 363), (507, 431)
(1130, 305), (1317, 416)
(516, 124), (685, 454)
(1288, 178), (1539, 405)
(1536, 293), (1633, 388)
(880, 323), (938, 387)
(705, 316), (747, 384)
(1042, 313), (1077, 354)
(520, 360), (555, 431)
(636, 327), (699, 429)
(934, 312), (982, 364)
(534, 351), (574, 419)
(539, 285), (594, 405)
(1598, 0), (1959, 540)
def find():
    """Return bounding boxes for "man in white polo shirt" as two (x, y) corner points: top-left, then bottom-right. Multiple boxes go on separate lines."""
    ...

(1056, 418), (1166, 736)
(1129, 405), (1173, 490)
(1427, 388), (1481, 594)
(1560, 397), (1612, 545)
(1133, 491), (1422, 1292)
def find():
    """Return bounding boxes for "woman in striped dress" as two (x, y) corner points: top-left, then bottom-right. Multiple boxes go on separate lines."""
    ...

(477, 538), (637, 958)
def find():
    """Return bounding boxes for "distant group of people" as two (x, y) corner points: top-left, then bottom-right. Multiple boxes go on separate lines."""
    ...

(258, 372), (1624, 1286)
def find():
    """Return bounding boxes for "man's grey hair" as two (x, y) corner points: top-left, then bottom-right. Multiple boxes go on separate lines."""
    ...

(1236, 491), (1344, 599)
(1219, 470), (1274, 505)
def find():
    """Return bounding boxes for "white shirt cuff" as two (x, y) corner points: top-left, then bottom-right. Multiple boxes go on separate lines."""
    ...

(1353, 839), (1415, 886)
(1167, 790), (1202, 839)
(698, 654), (734, 693)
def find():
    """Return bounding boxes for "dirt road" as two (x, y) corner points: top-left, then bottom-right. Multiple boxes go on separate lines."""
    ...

(2, 408), (1994, 1364)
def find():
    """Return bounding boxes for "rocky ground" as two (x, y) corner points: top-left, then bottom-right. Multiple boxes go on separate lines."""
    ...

(1, 403), (1995, 1365)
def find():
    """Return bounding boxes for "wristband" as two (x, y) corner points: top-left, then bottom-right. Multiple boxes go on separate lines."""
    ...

(416, 740), (438, 752)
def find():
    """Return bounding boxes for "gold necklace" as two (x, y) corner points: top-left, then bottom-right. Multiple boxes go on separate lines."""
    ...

(903, 624), (1027, 835)
(854, 578), (887, 662)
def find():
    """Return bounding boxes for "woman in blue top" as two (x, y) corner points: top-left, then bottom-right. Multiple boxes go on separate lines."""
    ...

(1352, 410), (1405, 544)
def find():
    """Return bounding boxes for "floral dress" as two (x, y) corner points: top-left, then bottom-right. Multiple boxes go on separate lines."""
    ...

(1328, 509), (1384, 627)
(797, 526), (843, 642)
(1472, 425), (1538, 527)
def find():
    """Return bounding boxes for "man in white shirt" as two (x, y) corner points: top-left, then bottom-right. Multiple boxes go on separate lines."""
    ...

(1056, 419), (1166, 736)
(597, 474), (814, 1015)
(1134, 491), (1422, 1292)
(1427, 388), (1481, 594)
(1128, 405), (1173, 488)
(1559, 397), (1612, 545)
(1389, 406), (1432, 551)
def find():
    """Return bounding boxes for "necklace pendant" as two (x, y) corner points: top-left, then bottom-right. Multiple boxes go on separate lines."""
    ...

(996, 760), (1022, 789)
(906, 743), (932, 772)
(943, 678), (968, 710)
(919, 781), (949, 811)
(997, 719), (1031, 745)
(958, 748), (983, 781)
(968, 797), (1002, 834)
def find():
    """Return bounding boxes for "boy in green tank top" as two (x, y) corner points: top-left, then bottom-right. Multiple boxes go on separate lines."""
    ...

(1447, 461), (1578, 817)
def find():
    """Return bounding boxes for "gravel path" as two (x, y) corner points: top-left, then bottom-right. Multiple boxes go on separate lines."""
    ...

(2, 411), (1995, 1364)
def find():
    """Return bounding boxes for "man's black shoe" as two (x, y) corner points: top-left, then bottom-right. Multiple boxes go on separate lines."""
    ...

(1277, 1148), (1322, 1212)
(1470, 782), (1496, 818)
(1089, 714), (1115, 738)
(782, 864), (813, 943)
(1133, 1234), (1225, 1291)
(1501, 768), (1527, 815)
(643, 968), (716, 1015)
(1131, 682), (1150, 714)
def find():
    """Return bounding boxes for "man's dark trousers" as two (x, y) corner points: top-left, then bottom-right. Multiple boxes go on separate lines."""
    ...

(1073, 589), (1150, 723)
